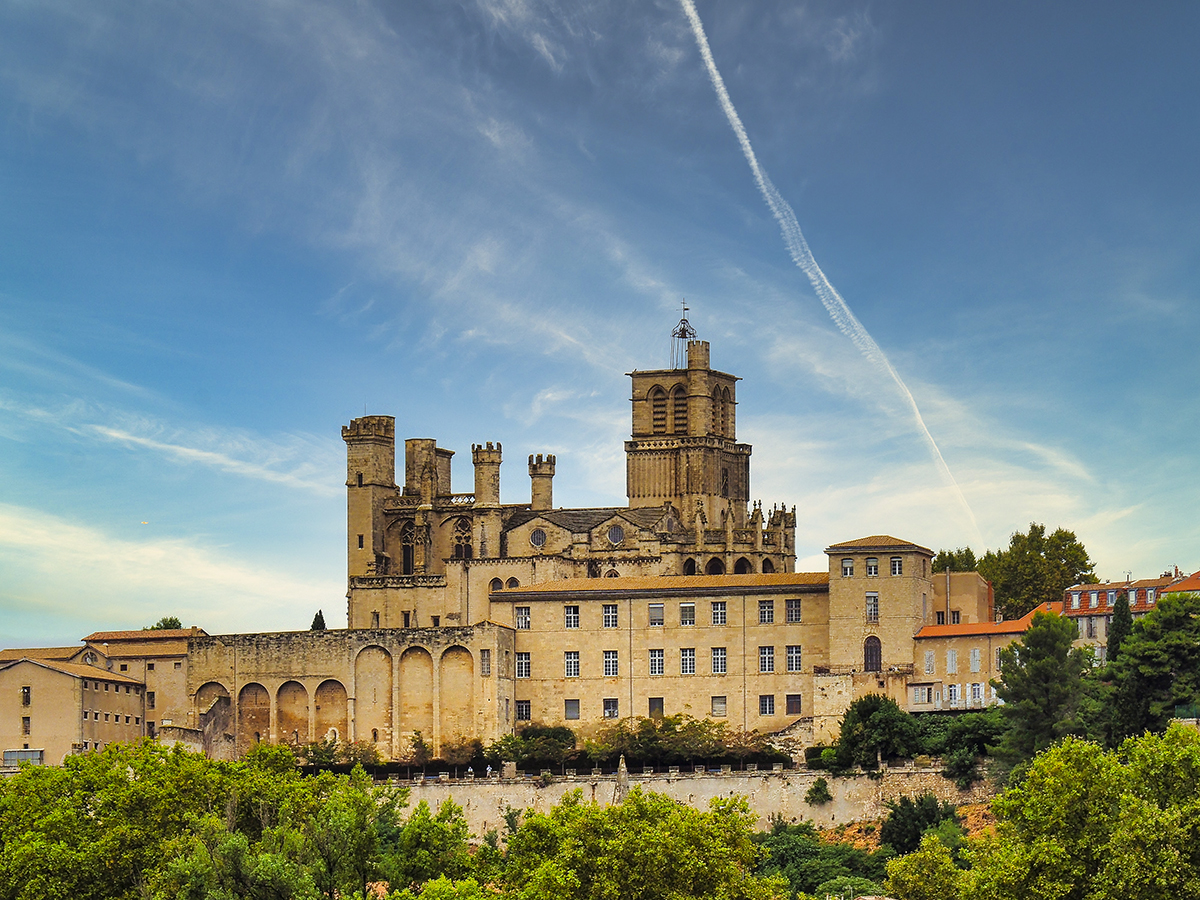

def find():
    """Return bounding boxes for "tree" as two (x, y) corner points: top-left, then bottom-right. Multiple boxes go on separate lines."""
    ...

(758, 821), (890, 898)
(976, 523), (1096, 620)
(1110, 592), (1200, 739)
(311, 609), (327, 631)
(931, 547), (977, 573)
(885, 832), (965, 900)
(1106, 589), (1133, 664)
(994, 611), (1094, 764)
(879, 793), (959, 855)
(834, 694), (921, 769)
(145, 615), (182, 630)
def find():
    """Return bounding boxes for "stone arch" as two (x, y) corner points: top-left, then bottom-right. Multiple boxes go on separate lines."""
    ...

(864, 636), (882, 673)
(490, 577), (503, 592)
(276, 681), (309, 744)
(197, 681), (230, 714)
(452, 517), (472, 559)
(399, 646), (435, 739)
(605, 568), (619, 577)
(683, 558), (697, 575)
(355, 646), (393, 749)
(439, 646), (475, 751)
(649, 385), (667, 433)
(506, 577), (520, 589)
(762, 558), (776, 574)
(734, 557), (752, 574)
(315, 680), (348, 743)
(705, 557), (725, 575)
(237, 683), (270, 754)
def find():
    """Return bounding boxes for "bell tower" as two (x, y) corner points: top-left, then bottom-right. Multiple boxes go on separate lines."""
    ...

(625, 318), (751, 527)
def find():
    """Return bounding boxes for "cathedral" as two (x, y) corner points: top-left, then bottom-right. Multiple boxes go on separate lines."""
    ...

(3, 324), (1020, 768)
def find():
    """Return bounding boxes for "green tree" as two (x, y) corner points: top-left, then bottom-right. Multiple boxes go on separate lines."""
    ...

(835, 694), (920, 769)
(758, 821), (891, 898)
(1110, 592), (1200, 739)
(1106, 589), (1133, 664)
(885, 832), (965, 900)
(146, 615), (183, 630)
(879, 793), (959, 855)
(931, 547), (977, 573)
(380, 800), (473, 891)
(311, 610), (327, 631)
(994, 610), (1094, 764)
(977, 523), (1096, 619)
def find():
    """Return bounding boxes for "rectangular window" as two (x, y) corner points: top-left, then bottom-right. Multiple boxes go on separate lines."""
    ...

(759, 695), (775, 716)
(891, 557), (903, 576)
(480, 649), (491, 676)
(516, 652), (531, 678)
(648, 603), (664, 626)
(603, 604), (618, 628)
(971, 683), (983, 701)
(842, 558), (854, 577)
(758, 600), (774, 624)
(22, 717), (31, 735)
(711, 695), (727, 717)
(936, 611), (945, 625)
(865, 592), (879, 623)
(786, 645), (802, 672)
(866, 557), (879, 576)
(711, 647), (727, 674)
(21, 686), (30, 706)
(1071, 592), (1081, 609)
(996, 647), (1003, 671)
(515, 700), (531, 721)
(785, 598), (802, 623)
(174, 661), (182, 670)
(648, 697), (664, 719)
(951, 610), (961, 624)
(1086, 617), (1096, 639)
(119, 663), (128, 672)
(947, 684), (960, 704)
(147, 692), (156, 709)
(711, 601), (727, 626)
(603, 698), (619, 718)
(1107, 590), (1116, 605)
(680, 648), (696, 675)
(1090, 591), (1099, 608)
(1148, 589), (1156, 604)
(565, 651), (580, 678)
(564, 606), (580, 629)
(924, 650), (935, 675)
(970, 648), (981, 673)
(649, 649), (664, 676)
(604, 650), (619, 677)
(515, 607), (531, 629)
(946, 649), (958, 674)
(914, 686), (930, 703)
(147, 663), (154, 671)
(679, 603), (695, 626)
(759, 645), (775, 673)
(564, 699), (580, 720)
(786, 694), (802, 715)
(134, 717), (140, 725)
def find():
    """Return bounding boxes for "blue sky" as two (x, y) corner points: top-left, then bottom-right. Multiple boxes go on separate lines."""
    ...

(2, 0), (1197, 649)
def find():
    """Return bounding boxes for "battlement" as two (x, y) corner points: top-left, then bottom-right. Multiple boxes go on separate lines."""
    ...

(342, 415), (396, 442)
(472, 442), (503, 463)
(528, 453), (556, 474)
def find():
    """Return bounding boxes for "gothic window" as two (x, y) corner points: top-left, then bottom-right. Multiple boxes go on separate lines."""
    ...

(649, 386), (667, 434)
(711, 386), (722, 435)
(864, 636), (882, 672)
(722, 387), (732, 433)
(400, 522), (415, 574)
(506, 577), (520, 589)
(670, 385), (688, 434)
(762, 558), (775, 574)
(705, 557), (725, 575)
(683, 558), (697, 575)
(734, 557), (751, 574)
(490, 578), (503, 592)
(452, 518), (472, 559)
(721, 467), (729, 498)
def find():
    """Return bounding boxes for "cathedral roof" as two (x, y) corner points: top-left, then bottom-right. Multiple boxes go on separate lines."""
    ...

(825, 535), (932, 554)
(502, 506), (666, 533)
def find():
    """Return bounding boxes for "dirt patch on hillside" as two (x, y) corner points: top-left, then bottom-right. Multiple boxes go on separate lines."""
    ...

(816, 801), (996, 850)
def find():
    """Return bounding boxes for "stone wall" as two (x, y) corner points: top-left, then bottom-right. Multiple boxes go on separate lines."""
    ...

(390, 765), (993, 838)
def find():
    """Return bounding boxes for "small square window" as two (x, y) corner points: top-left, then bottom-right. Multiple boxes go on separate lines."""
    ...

(759, 695), (775, 716)
(515, 700), (531, 721)
(786, 694), (802, 715)
(564, 606), (580, 629)
(515, 607), (531, 629)
(679, 603), (695, 626)
(603, 698), (619, 718)
(648, 603), (664, 626)
(758, 600), (774, 624)
(564, 699), (580, 720)
(711, 695), (727, 717)
(516, 653), (531, 678)
(119, 664), (128, 672)
(603, 604), (619, 628)
(711, 601), (727, 626)
(785, 598), (801, 623)
(174, 661), (182, 670)
(147, 663), (154, 671)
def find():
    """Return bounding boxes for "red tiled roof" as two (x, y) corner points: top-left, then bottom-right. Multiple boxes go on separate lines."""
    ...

(4, 657), (144, 685)
(1165, 571), (1200, 595)
(915, 601), (1062, 639)
(825, 535), (932, 554)
(82, 628), (205, 642)
(0, 646), (81, 662)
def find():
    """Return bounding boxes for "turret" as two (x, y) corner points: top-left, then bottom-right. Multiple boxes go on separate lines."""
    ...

(342, 416), (397, 578)
(472, 443), (503, 559)
(529, 454), (555, 511)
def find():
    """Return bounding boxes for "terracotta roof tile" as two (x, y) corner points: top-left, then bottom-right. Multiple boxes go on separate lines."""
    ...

(0, 646), (81, 661)
(1166, 571), (1200, 594)
(81, 628), (205, 642)
(916, 602), (1062, 638)
(5, 657), (144, 684)
(825, 535), (932, 554)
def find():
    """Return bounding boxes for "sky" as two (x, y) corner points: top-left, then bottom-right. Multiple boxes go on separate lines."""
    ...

(2, 0), (1198, 649)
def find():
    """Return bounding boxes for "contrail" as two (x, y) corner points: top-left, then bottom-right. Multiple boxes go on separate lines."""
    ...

(679, 0), (982, 547)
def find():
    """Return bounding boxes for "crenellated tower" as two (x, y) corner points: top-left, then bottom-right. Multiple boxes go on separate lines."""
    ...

(342, 416), (397, 577)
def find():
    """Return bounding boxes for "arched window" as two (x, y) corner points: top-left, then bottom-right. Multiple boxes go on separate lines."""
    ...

(734, 557), (752, 574)
(371, 729), (379, 742)
(762, 558), (775, 574)
(705, 557), (725, 575)
(722, 386), (732, 435)
(711, 386), (723, 435)
(649, 386), (667, 434)
(490, 578), (503, 593)
(506, 577), (520, 589)
(400, 522), (415, 574)
(864, 636), (882, 672)
(452, 518), (472, 559)
(605, 569), (620, 578)
(683, 558), (697, 575)
(670, 385), (688, 434)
